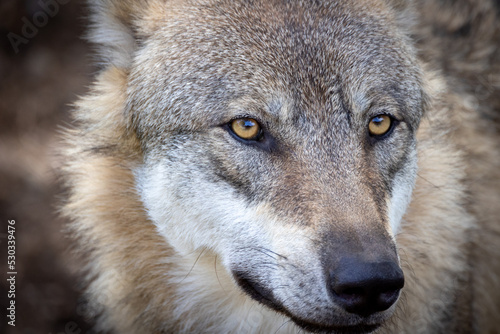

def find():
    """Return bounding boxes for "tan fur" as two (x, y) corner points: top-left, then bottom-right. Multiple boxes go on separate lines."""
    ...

(62, 0), (500, 333)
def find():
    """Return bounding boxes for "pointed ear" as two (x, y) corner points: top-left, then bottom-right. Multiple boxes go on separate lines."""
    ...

(88, 0), (152, 69)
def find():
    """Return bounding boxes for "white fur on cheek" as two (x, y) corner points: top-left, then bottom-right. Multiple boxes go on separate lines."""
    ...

(134, 160), (272, 257)
(388, 156), (418, 235)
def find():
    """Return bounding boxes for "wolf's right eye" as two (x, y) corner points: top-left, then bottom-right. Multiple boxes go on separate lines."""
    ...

(368, 115), (393, 137)
(230, 118), (262, 141)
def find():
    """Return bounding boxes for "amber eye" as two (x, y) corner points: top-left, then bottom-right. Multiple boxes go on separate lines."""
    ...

(368, 115), (392, 136)
(230, 118), (262, 140)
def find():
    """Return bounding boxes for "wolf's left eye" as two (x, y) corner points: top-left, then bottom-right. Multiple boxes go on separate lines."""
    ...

(368, 115), (393, 137)
(230, 118), (262, 141)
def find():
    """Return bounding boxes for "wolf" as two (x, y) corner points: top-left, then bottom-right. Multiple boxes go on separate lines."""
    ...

(61, 0), (500, 333)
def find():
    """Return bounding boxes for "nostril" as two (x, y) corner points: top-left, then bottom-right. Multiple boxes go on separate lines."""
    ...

(335, 287), (366, 307)
(338, 287), (364, 299)
(377, 288), (400, 309)
(330, 260), (404, 317)
(333, 287), (366, 313)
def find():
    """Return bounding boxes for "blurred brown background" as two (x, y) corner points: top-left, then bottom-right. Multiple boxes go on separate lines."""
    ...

(0, 0), (96, 333)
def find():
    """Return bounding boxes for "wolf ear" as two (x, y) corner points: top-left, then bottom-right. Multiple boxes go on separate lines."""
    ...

(88, 0), (151, 69)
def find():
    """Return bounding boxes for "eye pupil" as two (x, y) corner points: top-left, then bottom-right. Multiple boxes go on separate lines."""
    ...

(230, 118), (261, 140)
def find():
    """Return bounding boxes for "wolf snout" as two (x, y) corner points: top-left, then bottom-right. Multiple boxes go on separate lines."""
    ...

(330, 259), (404, 317)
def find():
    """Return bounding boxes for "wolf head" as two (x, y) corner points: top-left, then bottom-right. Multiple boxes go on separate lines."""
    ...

(91, 0), (424, 332)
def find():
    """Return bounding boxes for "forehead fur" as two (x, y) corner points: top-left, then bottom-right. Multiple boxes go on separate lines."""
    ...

(126, 0), (423, 143)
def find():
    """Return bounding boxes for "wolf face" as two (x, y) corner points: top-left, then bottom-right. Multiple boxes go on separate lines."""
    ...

(123, 0), (424, 332)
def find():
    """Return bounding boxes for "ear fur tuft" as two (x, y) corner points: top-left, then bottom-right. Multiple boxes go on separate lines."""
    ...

(87, 0), (150, 69)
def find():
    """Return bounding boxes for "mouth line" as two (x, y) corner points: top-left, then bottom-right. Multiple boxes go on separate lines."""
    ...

(233, 271), (382, 334)
(232, 270), (286, 312)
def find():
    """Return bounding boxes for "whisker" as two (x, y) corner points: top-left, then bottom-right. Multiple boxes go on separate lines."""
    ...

(214, 254), (226, 292)
(181, 248), (206, 282)
(417, 173), (442, 190)
(275, 318), (293, 334)
(261, 247), (288, 260)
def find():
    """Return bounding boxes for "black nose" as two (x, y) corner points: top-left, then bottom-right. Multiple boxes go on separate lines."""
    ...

(330, 259), (404, 317)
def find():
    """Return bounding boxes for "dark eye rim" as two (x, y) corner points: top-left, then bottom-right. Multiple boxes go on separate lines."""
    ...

(225, 117), (265, 143)
(368, 114), (399, 140)
(223, 116), (279, 153)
